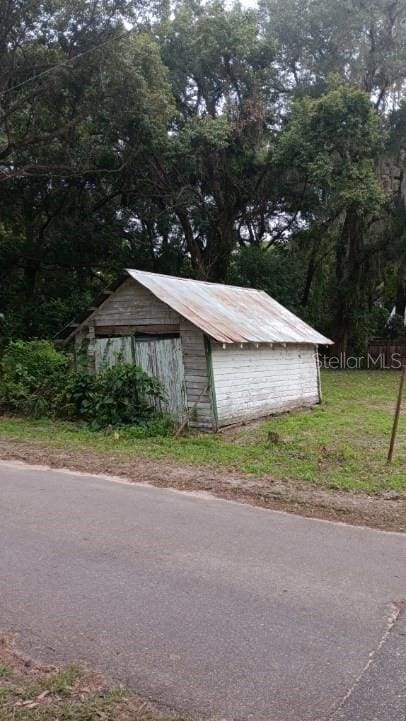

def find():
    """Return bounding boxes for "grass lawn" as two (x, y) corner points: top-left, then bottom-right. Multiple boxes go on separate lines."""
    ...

(0, 370), (405, 494)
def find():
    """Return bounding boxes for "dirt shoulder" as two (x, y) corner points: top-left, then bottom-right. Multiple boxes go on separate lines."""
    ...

(0, 634), (185, 721)
(1, 438), (405, 533)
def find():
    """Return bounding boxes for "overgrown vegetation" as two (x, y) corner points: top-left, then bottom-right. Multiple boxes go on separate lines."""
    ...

(0, 341), (171, 433)
(1, 0), (406, 354)
(0, 341), (69, 418)
(1, 371), (405, 494)
(62, 363), (166, 430)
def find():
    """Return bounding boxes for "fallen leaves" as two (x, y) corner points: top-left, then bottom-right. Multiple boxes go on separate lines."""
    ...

(14, 689), (50, 708)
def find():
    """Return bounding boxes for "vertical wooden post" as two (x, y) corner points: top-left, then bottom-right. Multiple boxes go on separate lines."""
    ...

(204, 335), (218, 432)
(315, 345), (322, 403)
(387, 361), (405, 464)
(87, 323), (96, 373)
(74, 329), (84, 370)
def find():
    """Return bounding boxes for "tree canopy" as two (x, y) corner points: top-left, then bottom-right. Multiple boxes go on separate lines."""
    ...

(1, 0), (406, 351)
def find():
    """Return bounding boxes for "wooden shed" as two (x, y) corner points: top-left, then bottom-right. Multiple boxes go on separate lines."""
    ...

(57, 269), (333, 430)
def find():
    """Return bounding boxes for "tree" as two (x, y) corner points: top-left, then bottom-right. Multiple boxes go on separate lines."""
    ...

(274, 82), (387, 350)
(260, 0), (406, 109)
(134, 0), (278, 281)
(1, 0), (406, 351)
(0, 0), (174, 338)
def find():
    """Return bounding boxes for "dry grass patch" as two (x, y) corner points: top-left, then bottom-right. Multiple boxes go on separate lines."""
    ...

(0, 636), (187, 721)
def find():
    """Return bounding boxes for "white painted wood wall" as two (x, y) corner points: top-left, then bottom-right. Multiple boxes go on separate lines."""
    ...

(210, 342), (320, 427)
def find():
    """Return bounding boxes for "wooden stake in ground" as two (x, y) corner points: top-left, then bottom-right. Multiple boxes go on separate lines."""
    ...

(387, 362), (406, 464)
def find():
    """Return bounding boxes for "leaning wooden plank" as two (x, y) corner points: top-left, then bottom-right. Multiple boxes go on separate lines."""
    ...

(176, 384), (210, 436)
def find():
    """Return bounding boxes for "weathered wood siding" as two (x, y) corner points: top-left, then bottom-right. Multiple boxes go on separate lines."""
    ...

(94, 278), (179, 327)
(92, 278), (214, 429)
(180, 321), (214, 430)
(95, 336), (188, 422)
(211, 343), (319, 427)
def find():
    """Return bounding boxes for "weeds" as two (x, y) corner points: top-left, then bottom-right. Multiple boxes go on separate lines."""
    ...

(0, 371), (405, 493)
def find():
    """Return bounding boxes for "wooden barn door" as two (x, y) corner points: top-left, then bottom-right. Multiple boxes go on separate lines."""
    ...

(95, 336), (187, 422)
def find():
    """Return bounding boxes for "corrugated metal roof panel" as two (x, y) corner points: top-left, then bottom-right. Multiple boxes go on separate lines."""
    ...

(126, 269), (333, 345)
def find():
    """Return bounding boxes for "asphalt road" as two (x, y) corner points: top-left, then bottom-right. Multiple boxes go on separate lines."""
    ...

(1, 461), (405, 721)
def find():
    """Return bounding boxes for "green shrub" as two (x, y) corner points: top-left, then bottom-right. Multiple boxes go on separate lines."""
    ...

(61, 363), (166, 429)
(0, 340), (70, 417)
(0, 342), (169, 432)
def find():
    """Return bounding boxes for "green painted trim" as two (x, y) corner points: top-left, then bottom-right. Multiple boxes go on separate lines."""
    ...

(204, 335), (219, 431)
(315, 345), (322, 403)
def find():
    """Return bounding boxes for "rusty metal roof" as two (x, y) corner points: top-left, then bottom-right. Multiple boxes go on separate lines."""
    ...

(126, 269), (333, 345)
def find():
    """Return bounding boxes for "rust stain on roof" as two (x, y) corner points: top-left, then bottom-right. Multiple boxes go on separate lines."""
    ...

(126, 269), (333, 345)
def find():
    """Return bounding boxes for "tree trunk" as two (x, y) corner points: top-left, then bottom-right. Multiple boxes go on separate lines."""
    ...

(175, 207), (207, 279)
(395, 267), (406, 322)
(205, 214), (235, 282)
(301, 238), (320, 307)
(331, 208), (365, 353)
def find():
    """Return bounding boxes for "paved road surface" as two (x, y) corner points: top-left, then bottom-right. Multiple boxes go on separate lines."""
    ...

(1, 461), (405, 721)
